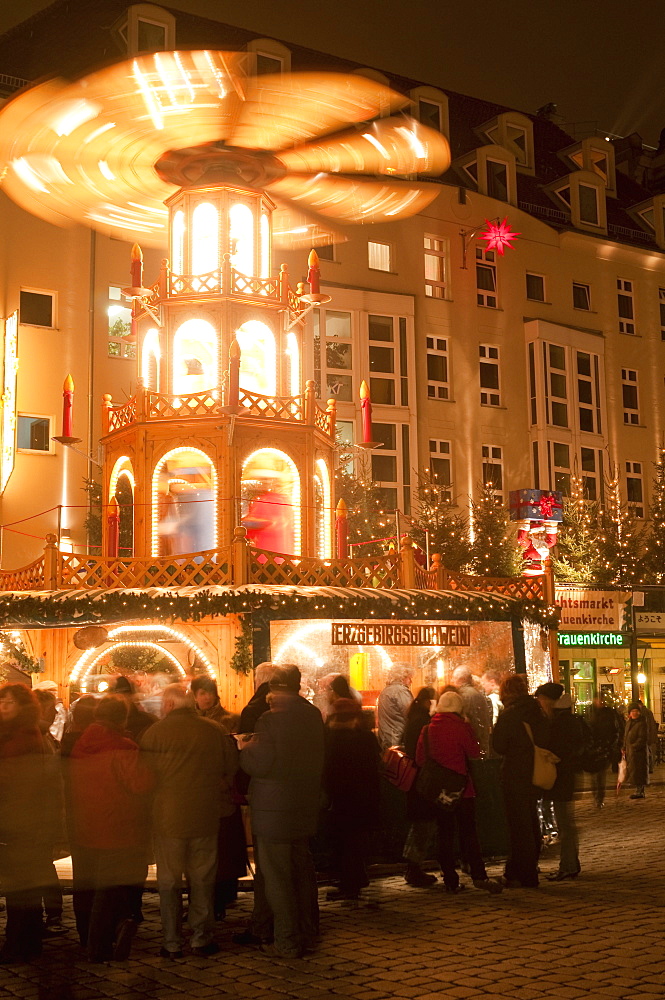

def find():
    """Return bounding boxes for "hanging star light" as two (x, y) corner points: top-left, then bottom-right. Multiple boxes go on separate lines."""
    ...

(481, 217), (520, 255)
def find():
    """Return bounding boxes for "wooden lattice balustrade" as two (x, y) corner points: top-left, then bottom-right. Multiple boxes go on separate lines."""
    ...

(249, 548), (401, 589)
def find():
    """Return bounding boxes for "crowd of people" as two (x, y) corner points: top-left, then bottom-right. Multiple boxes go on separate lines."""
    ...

(0, 663), (655, 965)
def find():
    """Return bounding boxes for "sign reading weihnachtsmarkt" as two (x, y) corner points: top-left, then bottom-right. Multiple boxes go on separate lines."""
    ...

(331, 622), (471, 647)
(555, 589), (628, 631)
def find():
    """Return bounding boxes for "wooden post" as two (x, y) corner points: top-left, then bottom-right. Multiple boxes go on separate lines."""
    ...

(222, 252), (232, 295)
(159, 258), (169, 299)
(101, 394), (113, 435)
(431, 552), (447, 590)
(326, 397), (337, 438)
(279, 263), (289, 305)
(135, 376), (146, 421)
(400, 537), (416, 589)
(44, 533), (59, 589)
(304, 379), (316, 426)
(232, 525), (250, 585)
(544, 559), (560, 682)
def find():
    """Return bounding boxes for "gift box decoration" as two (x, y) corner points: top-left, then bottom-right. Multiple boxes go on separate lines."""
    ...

(509, 489), (563, 522)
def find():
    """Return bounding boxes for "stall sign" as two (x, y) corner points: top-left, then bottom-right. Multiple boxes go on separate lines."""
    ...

(634, 612), (665, 632)
(558, 631), (627, 648)
(555, 589), (627, 630)
(331, 622), (471, 647)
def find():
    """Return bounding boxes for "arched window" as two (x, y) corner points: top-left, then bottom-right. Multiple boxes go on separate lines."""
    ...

(314, 458), (332, 559)
(235, 320), (276, 397)
(172, 318), (217, 395)
(192, 202), (219, 278)
(285, 331), (300, 396)
(116, 473), (134, 557)
(241, 447), (301, 555)
(172, 209), (185, 274)
(260, 212), (270, 278)
(230, 203), (254, 277)
(141, 328), (161, 390)
(151, 446), (217, 556)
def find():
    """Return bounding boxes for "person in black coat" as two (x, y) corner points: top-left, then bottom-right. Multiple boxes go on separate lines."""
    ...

(586, 696), (622, 807)
(400, 687), (436, 888)
(324, 698), (381, 901)
(491, 673), (548, 888)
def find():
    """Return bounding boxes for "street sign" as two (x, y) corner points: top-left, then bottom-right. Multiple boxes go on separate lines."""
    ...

(634, 611), (665, 632)
(558, 631), (628, 648)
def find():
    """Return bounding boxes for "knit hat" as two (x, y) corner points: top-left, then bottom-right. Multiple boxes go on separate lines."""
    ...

(436, 691), (464, 714)
(535, 682), (564, 701)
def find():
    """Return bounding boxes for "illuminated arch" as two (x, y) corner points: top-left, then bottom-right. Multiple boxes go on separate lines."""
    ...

(230, 202), (254, 276)
(241, 447), (301, 555)
(260, 212), (270, 278)
(109, 455), (134, 500)
(172, 318), (217, 395)
(151, 446), (218, 556)
(141, 328), (161, 390)
(314, 457), (332, 559)
(285, 331), (300, 396)
(236, 320), (276, 397)
(172, 208), (185, 274)
(191, 201), (219, 277)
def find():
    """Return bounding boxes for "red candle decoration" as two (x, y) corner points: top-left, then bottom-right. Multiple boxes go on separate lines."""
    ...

(228, 337), (240, 409)
(107, 496), (120, 558)
(360, 379), (372, 444)
(130, 242), (143, 289)
(62, 374), (74, 438)
(307, 248), (320, 295)
(336, 498), (348, 559)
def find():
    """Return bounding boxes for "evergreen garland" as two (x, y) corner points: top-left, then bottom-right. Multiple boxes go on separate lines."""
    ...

(229, 614), (254, 674)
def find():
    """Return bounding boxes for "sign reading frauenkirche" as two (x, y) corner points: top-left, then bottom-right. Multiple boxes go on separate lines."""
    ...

(331, 623), (471, 647)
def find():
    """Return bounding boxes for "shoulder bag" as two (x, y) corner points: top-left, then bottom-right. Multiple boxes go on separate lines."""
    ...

(414, 725), (467, 810)
(381, 745), (417, 792)
(524, 722), (560, 791)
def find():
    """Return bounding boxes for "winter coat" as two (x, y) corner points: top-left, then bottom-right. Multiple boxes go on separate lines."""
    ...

(377, 682), (413, 751)
(457, 683), (493, 754)
(624, 714), (649, 787)
(125, 702), (158, 743)
(491, 694), (548, 790)
(586, 705), (622, 760)
(401, 702), (431, 759)
(545, 710), (591, 802)
(239, 682), (271, 734)
(240, 692), (324, 841)
(416, 712), (480, 798)
(69, 722), (153, 850)
(140, 707), (239, 837)
(323, 725), (380, 827)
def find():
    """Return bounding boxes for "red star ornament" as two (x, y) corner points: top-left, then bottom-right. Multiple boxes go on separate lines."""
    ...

(480, 217), (520, 255)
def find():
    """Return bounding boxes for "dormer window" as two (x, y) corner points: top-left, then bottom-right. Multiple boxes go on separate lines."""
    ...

(409, 87), (449, 139)
(456, 146), (516, 204)
(478, 112), (534, 172)
(419, 100), (442, 132)
(578, 184), (599, 226)
(246, 39), (291, 75)
(548, 171), (606, 232)
(114, 4), (175, 56)
(487, 160), (509, 201)
(562, 138), (616, 196)
(631, 195), (665, 249)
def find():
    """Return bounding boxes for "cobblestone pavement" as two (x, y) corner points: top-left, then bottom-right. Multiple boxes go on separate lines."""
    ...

(1, 784), (664, 1000)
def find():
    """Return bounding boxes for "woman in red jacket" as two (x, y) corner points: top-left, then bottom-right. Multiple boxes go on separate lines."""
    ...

(416, 691), (501, 895)
(70, 695), (153, 962)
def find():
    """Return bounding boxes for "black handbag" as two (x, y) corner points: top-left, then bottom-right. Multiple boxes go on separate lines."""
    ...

(414, 725), (467, 811)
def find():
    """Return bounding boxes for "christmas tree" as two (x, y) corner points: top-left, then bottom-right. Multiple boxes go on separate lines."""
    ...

(551, 473), (601, 584)
(595, 466), (642, 588)
(411, 470), (469, 571)
(469, 482), (521, 577)
(638, 449), (665, 584)
(334, 446), (396, 558)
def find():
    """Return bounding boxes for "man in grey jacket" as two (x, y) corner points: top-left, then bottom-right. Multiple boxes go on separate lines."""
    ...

(240, 666), (324, 958)
(141, 684), (238, 959)
(452, 666), (492, 754)
(377, 667), (413, 751)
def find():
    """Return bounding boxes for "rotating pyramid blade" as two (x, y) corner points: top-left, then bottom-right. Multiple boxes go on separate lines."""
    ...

(268, 173), (442, 223)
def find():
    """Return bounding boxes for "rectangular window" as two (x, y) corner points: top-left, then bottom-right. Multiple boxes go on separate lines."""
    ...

(137, 17), (167, 52)
(550, 441), (571, 496)
(17, 414), (52, 453)
(20, 289), (54, 328)
(426, 336), (449, 400)
(256, 53), (283, 75)
(659, 288), (665, 341)
(419, 99), (442, 132)
(107, 285), (135, 358)
(626, 461), (644, 518)
(526, 273), (545, 301)
(572, 281), (591, 310)
(369, 315), (396, 406)
(371, 422), (398, 510)
(316, 243), (335, 262)
(476, 247), (497, 308)
(399, 317), (409, 407)
(528, 343), (537, 425)
(580, 447), (600, 500)
(486, 159), (508, 201)
(481, 444), (503, 494)
(336, 420), (355, 474)
(428, 439), (452, 501)
(368, 241), (391, 272)
(479, 344), (500, 406)
(424, 236), (447, 298)
(576, 351), (601, 434)
(325, 310), (353, 401)
(578, 183), (599, 225)
(617, 278), (635, 335)
(543, 343), (568, 428)
(621, 368), (639, 424)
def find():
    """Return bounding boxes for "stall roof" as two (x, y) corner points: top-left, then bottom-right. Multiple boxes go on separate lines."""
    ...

(0, 584), (558, 628)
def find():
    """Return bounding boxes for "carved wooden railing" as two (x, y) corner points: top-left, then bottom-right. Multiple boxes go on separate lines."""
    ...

(58, 547), (232, 590)
(232, 273), (280, 299)
(0, 556), (46, 591)
(237, 388), (303, 422)
(107, 397), (137, 434)
(146, 390), (220, 420)
(444, 571), (544, 602)
(249, 547), (401, 589)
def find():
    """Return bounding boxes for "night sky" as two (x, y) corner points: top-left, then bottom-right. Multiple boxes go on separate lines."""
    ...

(1, 0), (664, 145)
